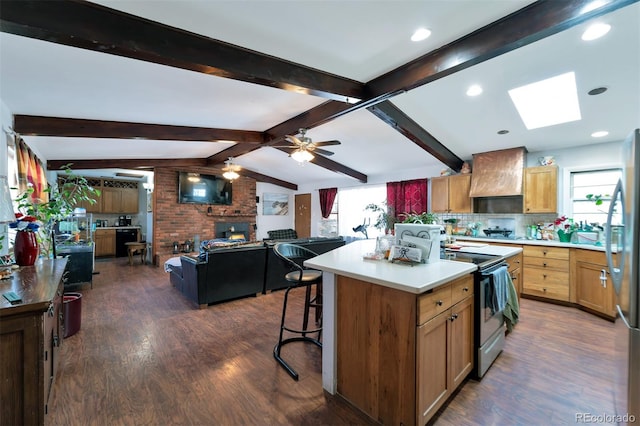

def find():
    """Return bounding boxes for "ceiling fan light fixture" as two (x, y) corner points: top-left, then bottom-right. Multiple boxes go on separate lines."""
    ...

(222, 157), (242, 180)
(291, 149), (314, 163)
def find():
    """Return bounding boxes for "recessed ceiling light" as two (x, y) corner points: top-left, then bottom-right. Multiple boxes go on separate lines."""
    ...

(588, 86), (608, 95)
(411, 28), (431, 42)
(466, 84), (483, 97)
(591, 131), (609, 138)
(497, 130), (509, 135)
(508, 72), (581, 130)
(582, 23), (611, 41)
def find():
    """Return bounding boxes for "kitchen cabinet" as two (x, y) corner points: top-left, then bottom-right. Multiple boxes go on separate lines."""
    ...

(431, 174), (472, 213)
(0, 259), (66, 426)
(571, 249), (616, 319)
(417, 291), (473, 424)
(70, 178), (139, 214)
(522, 245), (570, 302)
(95, 229), (116, 257)
(101, 187), (138, 213)
(337, 273), (474, 425)
(523, 166), (558, 214)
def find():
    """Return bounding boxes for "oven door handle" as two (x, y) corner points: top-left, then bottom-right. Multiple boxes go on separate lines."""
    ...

(480, 262), (508, 276)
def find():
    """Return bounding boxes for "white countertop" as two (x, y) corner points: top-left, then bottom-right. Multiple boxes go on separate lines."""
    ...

(304, 239), (477, 294)
(94, 226), (141, 230)
(452, 244), (522, 257)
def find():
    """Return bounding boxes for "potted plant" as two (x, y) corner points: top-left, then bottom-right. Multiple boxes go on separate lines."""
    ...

(13, 165), (100, 260)
(400, 211), (439, 225)
(364, 202), (396, 234)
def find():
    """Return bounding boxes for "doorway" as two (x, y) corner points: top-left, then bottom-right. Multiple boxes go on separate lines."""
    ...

(295, 193), (311, 238)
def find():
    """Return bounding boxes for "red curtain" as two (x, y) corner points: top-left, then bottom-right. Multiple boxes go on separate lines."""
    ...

(386, 178), (428, 220)
(319, 187), (338, 219)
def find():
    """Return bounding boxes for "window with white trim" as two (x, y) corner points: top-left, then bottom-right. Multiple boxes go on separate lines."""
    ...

(570, 168), (621, 226)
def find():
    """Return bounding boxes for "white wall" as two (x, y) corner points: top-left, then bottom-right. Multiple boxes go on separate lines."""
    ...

(1, 100), (12, 255)
(255, 182), (295, 240)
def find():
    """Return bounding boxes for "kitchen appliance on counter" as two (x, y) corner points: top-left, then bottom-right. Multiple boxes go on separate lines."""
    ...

(606, 129), (639, 423)
(482, 218), (517, 239)
(444, 250), (507, 378)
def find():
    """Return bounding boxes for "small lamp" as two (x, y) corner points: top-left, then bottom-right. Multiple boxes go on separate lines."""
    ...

(142, 182), (154, 193)
(0, 176), (14, 223)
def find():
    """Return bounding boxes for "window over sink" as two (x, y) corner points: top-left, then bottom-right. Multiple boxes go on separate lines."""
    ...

(570, 168), (621, 226)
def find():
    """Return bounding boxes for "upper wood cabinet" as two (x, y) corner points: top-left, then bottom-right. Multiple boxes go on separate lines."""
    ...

(70, 178), (139, 214)
(431, 174), (472, 213)
(523, 166), (557, 214)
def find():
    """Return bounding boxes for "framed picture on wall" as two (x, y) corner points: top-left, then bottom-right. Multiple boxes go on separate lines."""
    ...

(263, 193), (289, 215)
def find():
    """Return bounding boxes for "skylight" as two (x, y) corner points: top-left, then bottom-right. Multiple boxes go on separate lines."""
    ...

(508, 72), (582, 130)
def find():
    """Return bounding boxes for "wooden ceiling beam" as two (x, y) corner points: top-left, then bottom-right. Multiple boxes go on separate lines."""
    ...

(47, 158), (208, 170)
(14, 115), (265, 143)
(367, 101), (464, 172)
(0, 0), (364, 103)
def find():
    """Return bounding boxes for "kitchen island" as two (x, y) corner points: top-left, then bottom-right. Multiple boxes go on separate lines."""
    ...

(304, 239), (478, 425)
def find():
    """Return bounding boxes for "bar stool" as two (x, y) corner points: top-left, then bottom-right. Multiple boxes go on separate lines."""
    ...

(272, 243), (322, 380)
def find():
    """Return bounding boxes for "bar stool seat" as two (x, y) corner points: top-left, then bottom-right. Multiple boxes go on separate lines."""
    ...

(272, 243), (323, 381)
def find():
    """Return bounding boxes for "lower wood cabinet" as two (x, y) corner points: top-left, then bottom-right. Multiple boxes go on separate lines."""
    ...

(522, 245), (569, 301)
(417, 294), (473, 424)
(571, 249), (616, 319)
(337, 273), (474, 425)
(0, 259), (66, 425)
(95, 229), (116, 257)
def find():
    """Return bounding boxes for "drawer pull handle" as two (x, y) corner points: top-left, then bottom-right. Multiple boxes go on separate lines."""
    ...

(463, 287), (469, 292)
(543, 274), (547, 279)
(450, 313), (458, 321)
(543, 263), (547, 267)
(543, 288), (547, 292)
(600, 269), (607, 288)
(436, 300), (443, 306)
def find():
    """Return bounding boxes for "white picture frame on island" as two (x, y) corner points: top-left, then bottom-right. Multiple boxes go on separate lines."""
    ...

(263, 193), (289, 215)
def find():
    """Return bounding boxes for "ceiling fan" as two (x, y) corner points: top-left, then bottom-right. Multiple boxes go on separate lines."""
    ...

(273, 128), (341, 162)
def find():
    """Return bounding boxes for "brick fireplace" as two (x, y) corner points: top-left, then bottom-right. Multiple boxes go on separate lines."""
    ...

(153, 168), (257, 265)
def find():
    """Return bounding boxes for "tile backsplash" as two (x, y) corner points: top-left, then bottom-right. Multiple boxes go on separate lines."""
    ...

(438, 213), (556, 238)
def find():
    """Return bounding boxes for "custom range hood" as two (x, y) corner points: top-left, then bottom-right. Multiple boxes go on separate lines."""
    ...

(469, 147), (527, 213)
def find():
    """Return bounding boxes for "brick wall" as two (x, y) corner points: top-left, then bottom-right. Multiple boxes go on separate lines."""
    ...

(153, 168), (256, 265)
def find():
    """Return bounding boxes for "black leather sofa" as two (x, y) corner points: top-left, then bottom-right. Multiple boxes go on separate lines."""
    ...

(167, 237), (345, 308)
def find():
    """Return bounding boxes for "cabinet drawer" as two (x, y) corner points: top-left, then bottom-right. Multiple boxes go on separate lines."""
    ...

(451, 275), (473, 306)
(418, 284), (451, 325)
(523, 257), (568, 271)
(523, 245), (569, 260)
(523, 267), (569, 301)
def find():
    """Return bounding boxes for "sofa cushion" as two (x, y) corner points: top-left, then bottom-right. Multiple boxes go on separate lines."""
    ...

(267, 228), (298, 240)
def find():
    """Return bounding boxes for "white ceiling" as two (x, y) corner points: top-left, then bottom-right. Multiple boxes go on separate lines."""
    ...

(0, 1), (638, 188)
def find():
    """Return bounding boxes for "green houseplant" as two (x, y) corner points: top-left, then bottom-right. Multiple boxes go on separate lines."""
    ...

(13, 165), (100, 259)
(400, 211), (439, 225)
(364, 202), (397, 234)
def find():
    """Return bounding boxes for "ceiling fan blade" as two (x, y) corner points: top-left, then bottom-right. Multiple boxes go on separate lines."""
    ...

(312, 140), (341, 146)
(285, 135), (303, 146)
(313, 148), (335, 156)
(271, 144), (295, 148)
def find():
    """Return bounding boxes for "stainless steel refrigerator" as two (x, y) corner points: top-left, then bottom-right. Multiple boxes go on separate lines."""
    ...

(607, 128), (640, 423)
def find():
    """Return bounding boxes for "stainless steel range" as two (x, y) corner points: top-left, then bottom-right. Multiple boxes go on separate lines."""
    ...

(444, 250), (507, 378)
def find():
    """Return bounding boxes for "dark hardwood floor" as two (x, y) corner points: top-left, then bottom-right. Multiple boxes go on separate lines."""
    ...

(49, 258), (616, 425)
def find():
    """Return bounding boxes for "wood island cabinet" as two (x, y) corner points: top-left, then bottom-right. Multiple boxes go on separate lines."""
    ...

(337, 273), (474, 425)
(523, 166), (558, 214)
(571, 249), (616, 319)
(431, 174), (472, 213)
(0, 259), (67, 426)
(95, 229), (116, 257)
(522, 245), (570, 302)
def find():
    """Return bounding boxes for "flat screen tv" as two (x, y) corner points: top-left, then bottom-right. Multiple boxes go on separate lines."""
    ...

(178, 172), (232, 205)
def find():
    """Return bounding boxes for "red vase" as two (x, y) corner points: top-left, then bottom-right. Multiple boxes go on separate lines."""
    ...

(14, 231), (39, 266)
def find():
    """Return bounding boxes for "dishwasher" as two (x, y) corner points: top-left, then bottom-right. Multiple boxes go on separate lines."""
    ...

(115, 229), (138, 257)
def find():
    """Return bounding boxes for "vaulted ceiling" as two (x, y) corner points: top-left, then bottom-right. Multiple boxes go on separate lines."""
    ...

(1, 0), (638, 190)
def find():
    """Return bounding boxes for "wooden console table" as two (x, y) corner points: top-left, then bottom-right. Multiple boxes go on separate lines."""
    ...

(0, 258), (67, 425)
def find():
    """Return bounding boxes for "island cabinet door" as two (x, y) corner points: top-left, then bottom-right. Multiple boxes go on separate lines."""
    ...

(449, 296), (474, 390)
(416, 309), (450, 425)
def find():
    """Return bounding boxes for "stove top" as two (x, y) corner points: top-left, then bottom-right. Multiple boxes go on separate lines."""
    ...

(443, 250), (505, 270)
(482, 227), (513, 238)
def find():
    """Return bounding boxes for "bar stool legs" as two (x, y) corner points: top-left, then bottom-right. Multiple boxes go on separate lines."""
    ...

(273, 282), (322, 381)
